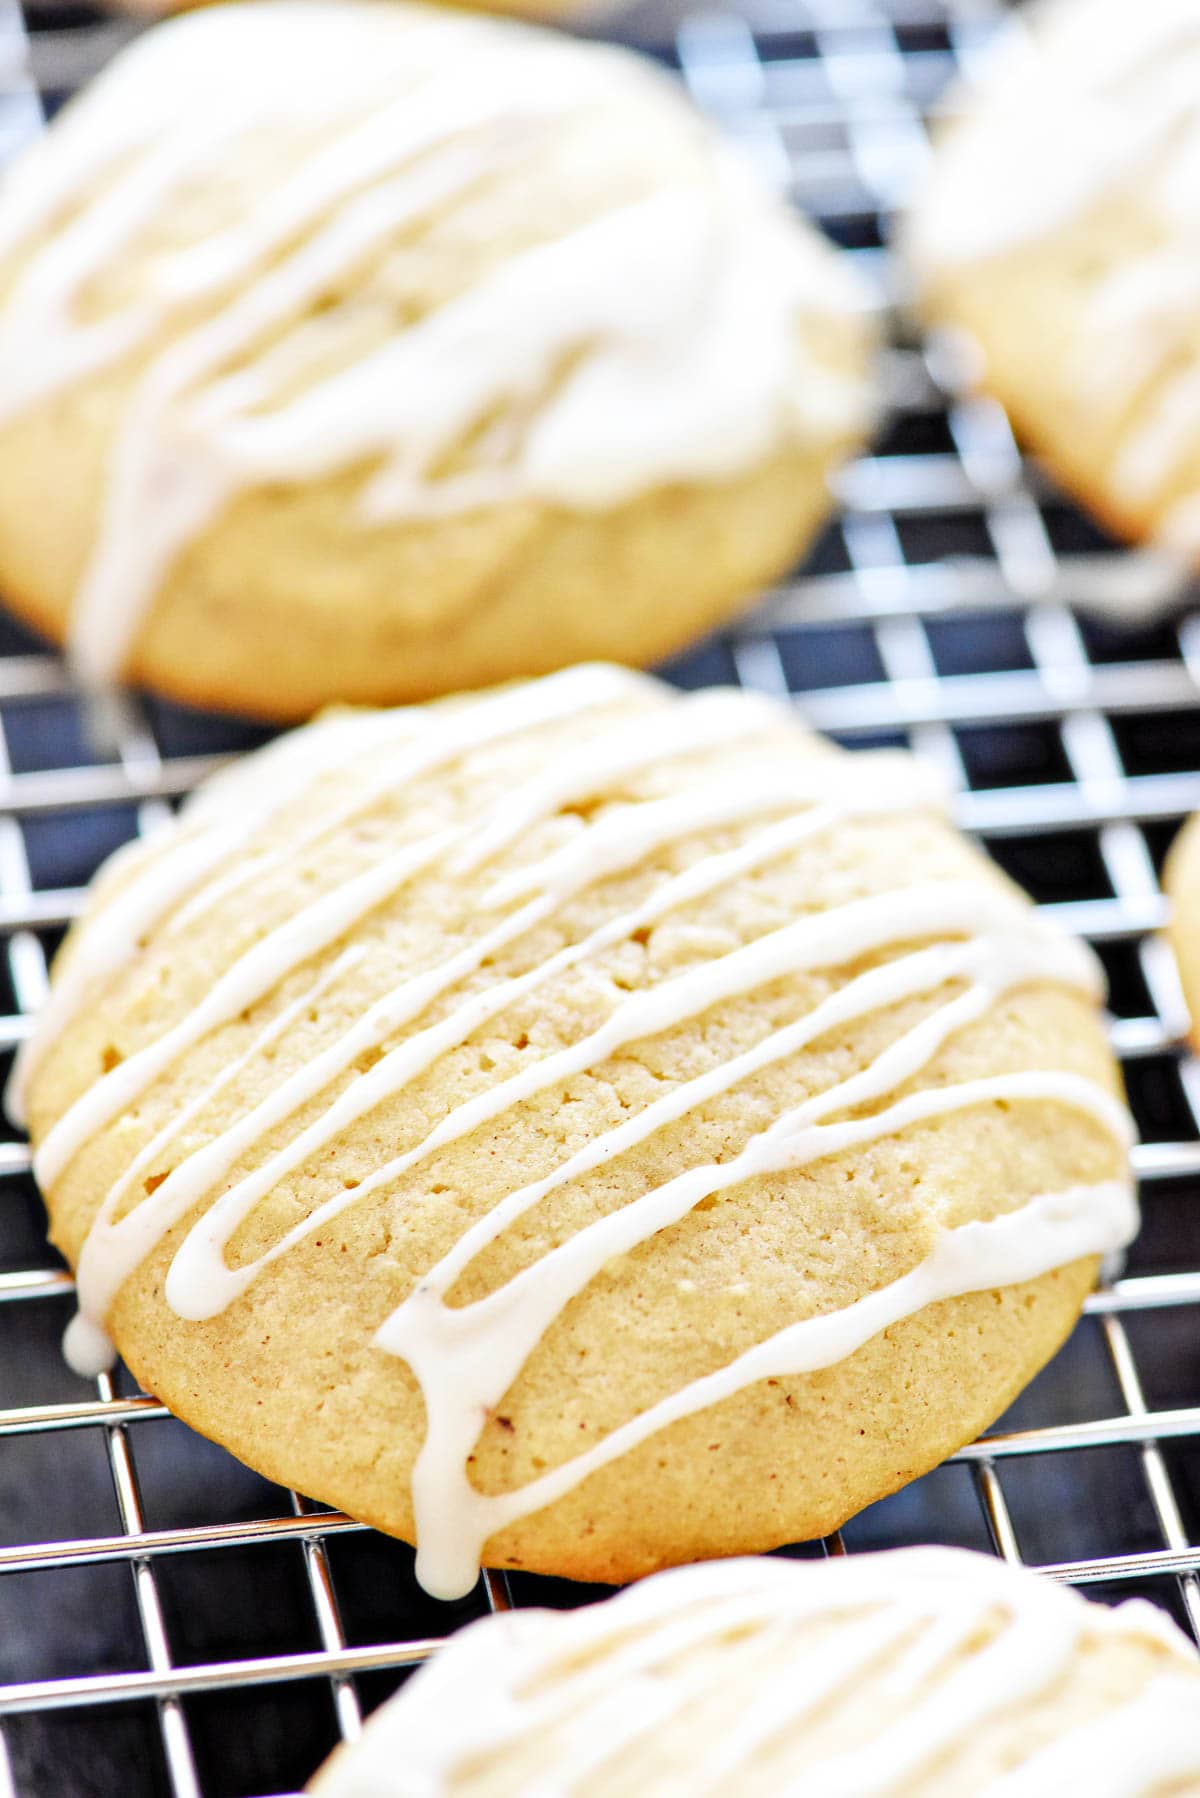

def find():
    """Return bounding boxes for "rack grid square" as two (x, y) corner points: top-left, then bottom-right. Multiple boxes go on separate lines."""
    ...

(1, 1), (1199, 1793)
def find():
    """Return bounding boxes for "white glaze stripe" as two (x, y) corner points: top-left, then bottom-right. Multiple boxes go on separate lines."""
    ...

(60, 943), (366, 1381)
(377, 932), (1087, 1317)
(448, 687), (780, 875)
(398, 1111), (1131, 1599)
(320, 1549), (1200, 1795)
(0, 138), (202, 420)
(0, 25), (638, 422)
(51, 682), (771, 1217)
(686, 1611), (924, 1798)
(149, 67), (582, 309)
(795, 1575), (1079, 1796)
(10, 660), (631, 1121)
(73, 759), (940, 1332)
(35, 828), (457, 1189)
(157, 880), (1079, 1327)
(979, 1677), (1200, 1797)
(424, 1163), (1126, 1606)
(6, 727), (356, 1125)
(66, 142), (527, 687)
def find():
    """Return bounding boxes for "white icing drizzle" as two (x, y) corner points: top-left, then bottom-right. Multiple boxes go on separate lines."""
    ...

(909, 0), (1200, 531)
(310, 1549), (1200, 1796)
(8, 661), (630, 1125)
(402, 1171), (1133, 1601)
(162, 887), (1103, 1328)
(70, 750), (942, 1333)
(36, 669), (1134, 1597)
(36, 681), (776, 1190)
(0, 0), (870, 685)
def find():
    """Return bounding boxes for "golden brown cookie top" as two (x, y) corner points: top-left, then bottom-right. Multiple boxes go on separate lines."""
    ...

(309, 1548), (1200, 1796)
(0, 0), (872, 686)
(21, 669), (1135, 1595)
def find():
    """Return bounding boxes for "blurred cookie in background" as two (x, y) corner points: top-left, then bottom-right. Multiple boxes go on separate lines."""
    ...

(0, 0), (875, 719)
(907, 0), (1200, 575)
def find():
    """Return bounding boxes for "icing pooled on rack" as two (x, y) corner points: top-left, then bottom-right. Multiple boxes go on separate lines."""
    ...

(26, 667), (1135, 1594)
(0, 0), (872, 686)
(909, 0), (1200, 555)
(309, 1549), (1200, 1797)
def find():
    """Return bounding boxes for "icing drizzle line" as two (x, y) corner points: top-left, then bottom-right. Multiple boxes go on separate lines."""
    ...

(0, 0), (871, 684)
(30, 667), (1135, 1598)
(313, 1549), (1200, 1797)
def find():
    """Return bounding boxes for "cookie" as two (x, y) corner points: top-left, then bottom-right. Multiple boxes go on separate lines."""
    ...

(18, 665), (1134, 1596)
(906, 0), (1200, 562)
(0, 0), (873, 720)
(309, 1549), (1200, 1795)
(1165, 813), (1200, 1042)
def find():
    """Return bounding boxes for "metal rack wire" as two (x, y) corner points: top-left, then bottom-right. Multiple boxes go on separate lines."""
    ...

(0, 0), (1199, 1792)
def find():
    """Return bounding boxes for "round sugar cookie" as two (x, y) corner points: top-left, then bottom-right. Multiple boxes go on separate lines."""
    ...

(0, 0), (874, 721)
(906, 0), (1200, 565)
(309, 1549), (1200, 1796)
(19, 666), (1135, 1596)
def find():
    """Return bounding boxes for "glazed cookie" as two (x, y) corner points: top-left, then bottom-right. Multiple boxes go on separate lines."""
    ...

(18, 666), (1135, 1596)
(906, 0), (1200, 562)
(310, 1550), (1200, 1795)
(0, 0), (873, 720)
(1165, 814), (1200, 1043)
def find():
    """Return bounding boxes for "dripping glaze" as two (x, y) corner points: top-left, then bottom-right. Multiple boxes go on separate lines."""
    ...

(0, 0), (871, 685)
(28, 668), (1135, 1598)
(312, 1550), (1200, 1797)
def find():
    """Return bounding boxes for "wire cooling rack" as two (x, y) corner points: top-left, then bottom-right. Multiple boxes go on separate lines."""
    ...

(1, 0), (1199, 1793)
